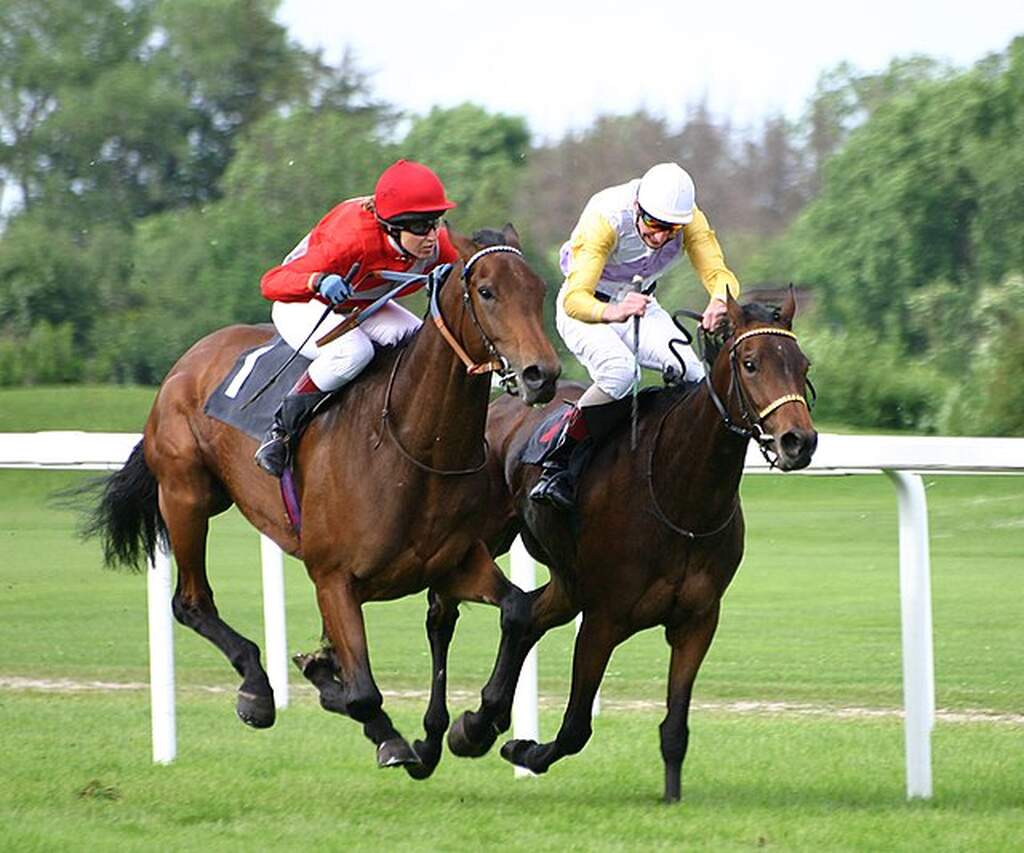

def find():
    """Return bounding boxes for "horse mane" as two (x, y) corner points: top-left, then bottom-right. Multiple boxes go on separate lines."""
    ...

(470, 228), (508, 247)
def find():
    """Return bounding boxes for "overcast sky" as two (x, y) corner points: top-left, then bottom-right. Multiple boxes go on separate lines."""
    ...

(277, 0), (1024, 141)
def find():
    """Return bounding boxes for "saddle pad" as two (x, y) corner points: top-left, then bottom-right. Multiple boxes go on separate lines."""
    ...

(204, 337), (313, 440)
(520, 403), (576, 465)
(519, 384), (698, 467)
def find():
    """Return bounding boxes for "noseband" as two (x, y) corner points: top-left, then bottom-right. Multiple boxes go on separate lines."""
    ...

(646, 319), (814, 538)
(427, 245), (523, 396)
(700, 326), (813, 467)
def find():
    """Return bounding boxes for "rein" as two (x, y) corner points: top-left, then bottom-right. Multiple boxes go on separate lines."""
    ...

(375, 347), (490, 476)
(428, 245), (523, 396)
(644, 321), (810, 538)
(373, 244), (525, 476)
(697, 325), (811, 467)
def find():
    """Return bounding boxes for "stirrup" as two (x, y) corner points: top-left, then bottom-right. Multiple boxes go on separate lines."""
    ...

(529, 466), (576, 510)
(254, 430), (289, 477)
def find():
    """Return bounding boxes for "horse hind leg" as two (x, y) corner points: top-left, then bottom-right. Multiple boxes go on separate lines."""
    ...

(159, 472), (276, 728)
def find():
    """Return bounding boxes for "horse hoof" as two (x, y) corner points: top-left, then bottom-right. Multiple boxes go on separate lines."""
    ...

(446, 712), (497, 758)
(291, 652), (315, 674)
(499, 738), (537, 768)
(404, 739), (440, 780)
(236, 690), (276, 729)
(377, 738), (420, 769)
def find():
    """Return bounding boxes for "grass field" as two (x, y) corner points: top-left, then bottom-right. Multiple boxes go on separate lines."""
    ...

(1, 387), (1022, 851)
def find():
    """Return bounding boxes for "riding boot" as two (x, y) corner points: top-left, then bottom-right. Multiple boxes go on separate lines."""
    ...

(529, 400), (631, 511)
(254, 371), (328, 477)
(529, 407), (588, 510)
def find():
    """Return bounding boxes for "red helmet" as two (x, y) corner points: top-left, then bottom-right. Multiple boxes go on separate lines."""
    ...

(374, 159), (457, 221)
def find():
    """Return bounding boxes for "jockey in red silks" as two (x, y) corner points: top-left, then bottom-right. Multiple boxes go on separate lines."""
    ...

(254, 159), (460, 477)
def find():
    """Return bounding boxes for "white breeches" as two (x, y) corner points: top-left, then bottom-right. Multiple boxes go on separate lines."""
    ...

(555, 287), (704, 400)
(271, 299), (421, 392)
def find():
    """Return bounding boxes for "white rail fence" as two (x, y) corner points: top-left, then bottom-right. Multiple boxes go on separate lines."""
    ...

(3, 430), (1024, 799)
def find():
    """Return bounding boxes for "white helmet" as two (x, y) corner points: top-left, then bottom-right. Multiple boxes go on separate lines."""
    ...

(636, 163), (695, 225)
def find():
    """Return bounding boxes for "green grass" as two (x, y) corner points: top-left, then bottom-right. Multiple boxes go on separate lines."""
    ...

(1, 386), (1022, 850)
(1, 691), (1020, 853)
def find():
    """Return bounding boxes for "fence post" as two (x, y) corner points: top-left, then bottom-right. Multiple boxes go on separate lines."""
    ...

(147, 542), (176, 764)
(511, 536), (538, 778)
(885, 470), (935, 800)
(260, 535), (289, 709)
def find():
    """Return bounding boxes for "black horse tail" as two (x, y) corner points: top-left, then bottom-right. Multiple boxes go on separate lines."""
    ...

(77, 440), (166, 573)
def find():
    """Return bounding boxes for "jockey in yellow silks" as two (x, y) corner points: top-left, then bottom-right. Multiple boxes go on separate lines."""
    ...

(531, 162), (741, 510)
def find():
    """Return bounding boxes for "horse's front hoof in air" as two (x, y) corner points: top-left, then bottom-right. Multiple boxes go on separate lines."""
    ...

(446, 711), (499, 758)
(403, 739), (442, 780)
(236, 689), (276, 729)
(377, 738), (420, 769)
(499, 739), (545, 773)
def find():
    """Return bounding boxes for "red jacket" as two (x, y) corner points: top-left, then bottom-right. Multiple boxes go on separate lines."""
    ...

(260, 197), (459, 309)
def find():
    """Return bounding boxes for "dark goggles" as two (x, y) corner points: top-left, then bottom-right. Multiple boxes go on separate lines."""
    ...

(638, 207), (683, 235)
(387, 215), (444, 236)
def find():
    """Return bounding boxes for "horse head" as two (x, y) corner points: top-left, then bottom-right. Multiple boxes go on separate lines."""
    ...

(712, 288), (818, 470)
(446, 225), (560, 405)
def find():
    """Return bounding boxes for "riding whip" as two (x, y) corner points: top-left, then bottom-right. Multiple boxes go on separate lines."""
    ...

(315, 269), (430, 347)
(629, 275), (659, 449)
(241, 262), (360, 409)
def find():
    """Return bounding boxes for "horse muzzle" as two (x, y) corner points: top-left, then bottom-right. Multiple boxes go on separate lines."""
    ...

(518, 362), (560, 405)
(774, 427), (818, 471)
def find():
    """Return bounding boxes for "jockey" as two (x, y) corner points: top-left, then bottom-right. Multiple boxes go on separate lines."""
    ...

(530, 162), (741, 510)
(254, 159), (459, 477)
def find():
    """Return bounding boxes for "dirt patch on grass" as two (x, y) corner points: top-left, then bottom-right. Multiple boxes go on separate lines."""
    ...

(2, 676), (1020, 726)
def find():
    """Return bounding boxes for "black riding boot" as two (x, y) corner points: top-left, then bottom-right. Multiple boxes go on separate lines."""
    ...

(529, 407), (586, 510)
(254, 372), (327, 477)
(529, 400), (629, 511)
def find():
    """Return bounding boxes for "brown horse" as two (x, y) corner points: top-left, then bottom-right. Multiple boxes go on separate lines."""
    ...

(84, 225), (560, 776)
(445, 290), (817, 801)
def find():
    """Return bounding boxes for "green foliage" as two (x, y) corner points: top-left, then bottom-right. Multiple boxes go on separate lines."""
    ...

(401, 103), (531, 232)
(801, 328), (945, 432)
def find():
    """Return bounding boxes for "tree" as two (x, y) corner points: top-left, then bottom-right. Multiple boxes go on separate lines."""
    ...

(400, 103), (531, 233)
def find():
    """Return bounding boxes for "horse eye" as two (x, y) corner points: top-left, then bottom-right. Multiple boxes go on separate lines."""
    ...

(742, 359), (756, 373)
(477, 286), (495, 301)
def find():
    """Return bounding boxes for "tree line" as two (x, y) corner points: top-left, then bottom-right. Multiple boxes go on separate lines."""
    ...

(1, 0), (1022, 435)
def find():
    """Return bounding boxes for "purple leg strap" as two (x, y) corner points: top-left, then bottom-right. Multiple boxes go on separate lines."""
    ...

(280, 468), (302, 535)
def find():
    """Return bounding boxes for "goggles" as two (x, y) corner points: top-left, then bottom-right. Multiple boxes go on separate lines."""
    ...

(388, 215), (444, 236)
(638, 207), (683, 235)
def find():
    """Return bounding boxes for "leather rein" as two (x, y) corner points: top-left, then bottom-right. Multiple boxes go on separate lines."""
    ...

(376, 244), (523, 476)
(646, 322), (813, 539)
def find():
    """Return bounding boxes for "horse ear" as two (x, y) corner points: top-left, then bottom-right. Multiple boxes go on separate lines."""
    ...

(449, 230), (475, 261)
(725, 288), (743, 331)
(501, 222), (522, 249)
(779, 284), (797, 328)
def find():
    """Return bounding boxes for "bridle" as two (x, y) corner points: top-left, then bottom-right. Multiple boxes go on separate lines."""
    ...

(427, 245), (524, 396)
(685, 319), (815, 467)
(375, 243), (525, 476)
(646, 316), (814, 538)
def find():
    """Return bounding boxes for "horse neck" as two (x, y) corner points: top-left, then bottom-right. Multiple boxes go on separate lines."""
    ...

(654, 361), (749, 520)
(388, 286), (492, 467)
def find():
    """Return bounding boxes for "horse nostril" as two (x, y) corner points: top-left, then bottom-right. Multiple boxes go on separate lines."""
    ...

(780, 430), (813, 458)
(522, 365), (544, 389)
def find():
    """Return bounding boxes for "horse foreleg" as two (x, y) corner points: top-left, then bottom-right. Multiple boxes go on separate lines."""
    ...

(159, 476), (275, 728)
(500, 611), (620, 775)
(312, 572), (418, 769)
(403, 590), (460, 781)
(449, 571), (578, 758)
(660, 605), (720, 803)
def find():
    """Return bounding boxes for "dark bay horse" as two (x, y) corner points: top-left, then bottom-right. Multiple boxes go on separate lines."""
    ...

(446, 290), (817, 801)
(85, 225), (560, 776)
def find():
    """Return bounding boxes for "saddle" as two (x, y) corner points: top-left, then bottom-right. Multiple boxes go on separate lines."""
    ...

(204, 336), (315, 440)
